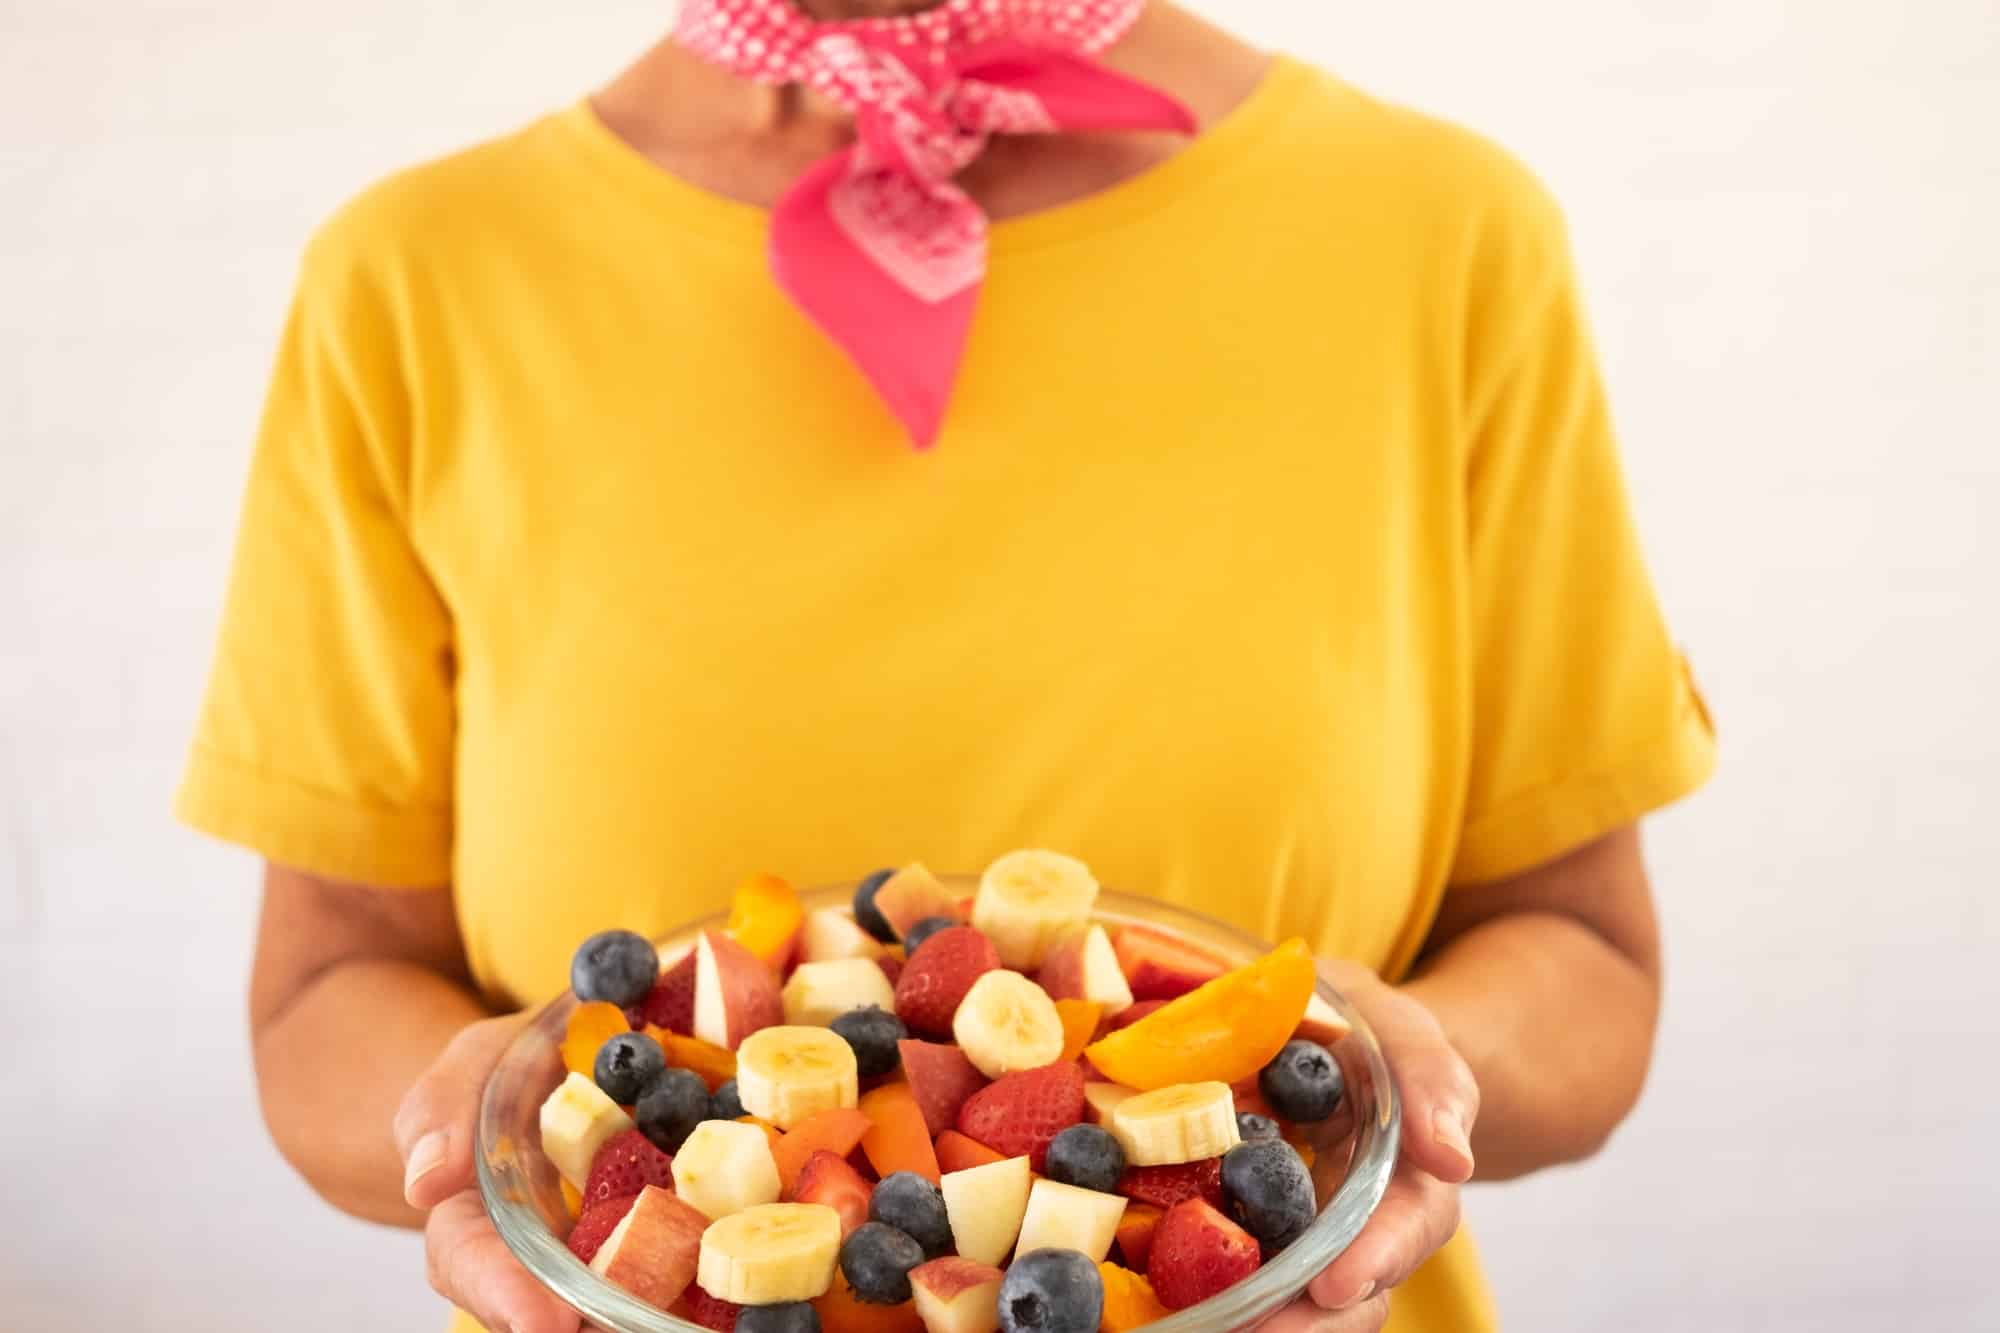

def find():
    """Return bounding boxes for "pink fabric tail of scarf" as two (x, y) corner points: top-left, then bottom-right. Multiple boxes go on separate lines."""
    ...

(675, 2), (1196, 448)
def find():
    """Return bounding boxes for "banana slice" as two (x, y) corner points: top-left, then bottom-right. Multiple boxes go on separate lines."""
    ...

(697, 1202), (843, 1304)
(735, 1025), (860, 1129)
(782, 957), (898, 1027)
(952, 969), (1065, 1079)
(973, 850), (1101, 969)
(1106, 1081), (1240, 1166)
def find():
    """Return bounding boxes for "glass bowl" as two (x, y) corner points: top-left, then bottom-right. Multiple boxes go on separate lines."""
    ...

(478, 881), (1400, 1331)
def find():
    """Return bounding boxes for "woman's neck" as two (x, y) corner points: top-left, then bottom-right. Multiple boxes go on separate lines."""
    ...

(590, 2), (1268, 219)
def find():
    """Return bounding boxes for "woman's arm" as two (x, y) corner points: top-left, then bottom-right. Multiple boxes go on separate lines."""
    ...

(249, 863), (489, 1227)
(1403, 824), (1662, 1180)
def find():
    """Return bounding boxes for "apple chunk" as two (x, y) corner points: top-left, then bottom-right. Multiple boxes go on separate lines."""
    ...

(940, 1155), (1031, 1268)
(693, 930), (783, 1050)
(1013, 1178), (1126, 1262)
(873, 863), (963, 939)
(1082, 1082), (1136, 1125)
(1296, 991), (1351, 1045)
(911, 1257), (1005, 1333)
(1035, 925), (1133, 1016)
(800, 908), (886, 963)
(589, 1185), (707, 1309)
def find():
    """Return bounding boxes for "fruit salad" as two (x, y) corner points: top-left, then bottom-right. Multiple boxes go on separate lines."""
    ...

(536, 852), (1354, 1333)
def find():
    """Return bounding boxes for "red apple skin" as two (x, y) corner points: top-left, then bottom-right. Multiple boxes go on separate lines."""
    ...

(703, 931), (784, 1048)
(899, 1039), (989, 1137)
(590, 1185), (707, 1309)
(1035, 936), (1088, 1002)
(912, 1257), (1006, 1301)
(911, 1257), (1005, 1333)
(1112, 925), (1226, 1002)
(874, 866), (964, 938)
(1295, 996), (1352, 1046)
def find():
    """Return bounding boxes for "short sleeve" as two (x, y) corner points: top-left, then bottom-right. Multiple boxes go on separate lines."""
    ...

(1450, 170), (1716, 885)
(174, 228), (456, 886)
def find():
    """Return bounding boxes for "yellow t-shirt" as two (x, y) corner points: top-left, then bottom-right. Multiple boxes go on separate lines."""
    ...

(178, 56), (1713, 1333)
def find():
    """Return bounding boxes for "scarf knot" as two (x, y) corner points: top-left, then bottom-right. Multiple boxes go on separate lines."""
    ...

(674, 1), (1196, 446)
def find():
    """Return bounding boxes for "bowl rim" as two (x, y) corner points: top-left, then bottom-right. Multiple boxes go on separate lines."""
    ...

(478, 883), (1401, 1331)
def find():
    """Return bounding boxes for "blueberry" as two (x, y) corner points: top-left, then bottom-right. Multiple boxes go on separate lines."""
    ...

(592, 1031), (666, 1104)
(1042, 1124), (1125, 1194)
(998, 1249), (1103, 1333)
(831, 1006), (908, 1079)
(869, 1171), (952, 1258)
(839, 1221), (926, 1304)
(737, 1302), (820, 1333)
(1236, 1112), (1282, 1142)
(709, 1078), (746, 1121)
(1258, 1040), (1345, 1123)
(634, 1068), (711, 1152)
(1222, 1138), (1317, 1250)
(570, 930), (659, 1008)
(900, 915), (957, 956)
(854, 869), (898, 943)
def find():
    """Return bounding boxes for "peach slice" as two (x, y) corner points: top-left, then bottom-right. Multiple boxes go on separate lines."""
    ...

(1085, 939), (1316, 1092)
(725, 873), (804, 970)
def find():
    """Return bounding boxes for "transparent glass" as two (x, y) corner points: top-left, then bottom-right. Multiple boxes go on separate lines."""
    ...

(479, 882), (1401, 1331)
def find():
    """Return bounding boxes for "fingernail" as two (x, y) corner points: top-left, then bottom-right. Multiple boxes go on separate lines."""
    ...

(1334, 1280), (1375, 1311)
(1434, 1107), (1474, 1172)
(403, 1130), (447, 1203)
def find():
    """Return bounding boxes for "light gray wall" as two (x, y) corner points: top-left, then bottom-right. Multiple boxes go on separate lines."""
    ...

(3, 2), (1995, 1328)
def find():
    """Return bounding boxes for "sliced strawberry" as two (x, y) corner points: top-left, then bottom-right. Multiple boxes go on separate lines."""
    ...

(1118, 1158), (1224, 1211)
(580, 1128), (676, 1210)
(875, 954), (905, 986)
(1148, 1199), (1261, 1310)
(955, 1060), (1085, 1172)
(899, 1039), (988, 1137)
(565, 1194), (638, 1264)
(675, 1287), (743, 1331)
(893, 926), (1001, 1038)
(793, 1148), (874, 1238)
(628, 950), (698, 1033)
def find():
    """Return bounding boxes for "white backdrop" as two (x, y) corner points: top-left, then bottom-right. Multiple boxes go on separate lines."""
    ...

(3, 2), (1996, 1329)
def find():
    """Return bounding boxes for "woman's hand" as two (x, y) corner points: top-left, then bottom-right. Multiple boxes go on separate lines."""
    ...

(1253, 962), (1479, 1333)
(395, 1013), (586, 1333)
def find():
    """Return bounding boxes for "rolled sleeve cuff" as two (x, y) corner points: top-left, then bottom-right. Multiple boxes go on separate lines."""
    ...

(174, 743), (453, 887)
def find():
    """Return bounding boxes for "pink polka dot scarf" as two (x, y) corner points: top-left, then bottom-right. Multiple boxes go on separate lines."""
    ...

(673, 0), (1195, 446)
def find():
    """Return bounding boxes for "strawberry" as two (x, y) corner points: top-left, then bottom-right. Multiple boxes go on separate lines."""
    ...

(675, 1287), (742, 1331)
(875, 954), (905, 986)
(793, 1148), (874, 1238)
(627, 949), (697, 1033)
(893, 926), (1000, 1038)
(1118, 1158), (1224, 1210)
(1104, 999), (1167, 1033)
(1147, 1199), (1262, 1311)
(955, 1060), (1085, 1172)
(565, 1194), (637, 1264)
(581, 1128), (676, 1210)
(898, 1038), (988, 1137)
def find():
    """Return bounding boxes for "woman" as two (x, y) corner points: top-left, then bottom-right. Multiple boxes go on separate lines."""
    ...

(180, 1), (1715, 1330)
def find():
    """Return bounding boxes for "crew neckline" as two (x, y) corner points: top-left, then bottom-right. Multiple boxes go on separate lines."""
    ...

(553, 54), (1312, 255)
